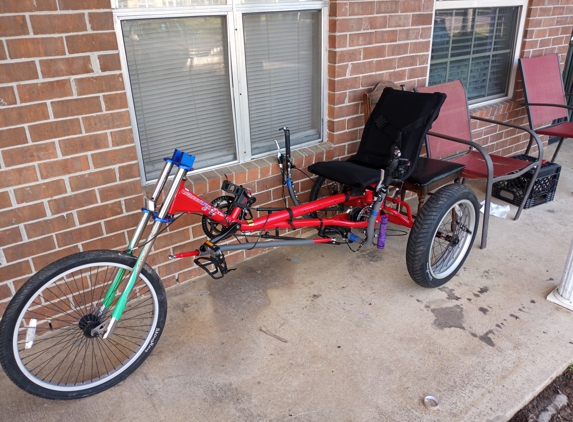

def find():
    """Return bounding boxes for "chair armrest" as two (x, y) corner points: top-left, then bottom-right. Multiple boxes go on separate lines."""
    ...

(521, 102), (573, 112)
(426, 130), (494, 177)
(470, 115), (544, 162)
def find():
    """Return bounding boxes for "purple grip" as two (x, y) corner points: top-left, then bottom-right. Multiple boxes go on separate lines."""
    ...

(377, 214), (388, 250)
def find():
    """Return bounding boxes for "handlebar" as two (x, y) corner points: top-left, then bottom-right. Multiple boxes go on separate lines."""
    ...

(279, 127), (291, 159)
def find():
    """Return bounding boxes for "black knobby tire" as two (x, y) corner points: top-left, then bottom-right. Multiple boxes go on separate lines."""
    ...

(406, 184), (479, 288)
(0, 250), (167, 400)
(308, 175), (348, 218)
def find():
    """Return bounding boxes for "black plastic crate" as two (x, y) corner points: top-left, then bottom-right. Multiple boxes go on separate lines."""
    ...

(492, 154), (561, 209)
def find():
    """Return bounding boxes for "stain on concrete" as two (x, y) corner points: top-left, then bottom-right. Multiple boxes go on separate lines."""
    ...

(479, 307), (489, 315)
(431, 305), (465, 330)
(531, 300), (536, 304)
(478, 286), (489, 294)
(356, 249), (383, 263)
(510, 314), (520, 320)
(473, 293), (481, 298)
(438, 286), (461, 301)
(481, 271), (493, 280)
(478, 330), (495, 347)
(496, 324), (502, 329)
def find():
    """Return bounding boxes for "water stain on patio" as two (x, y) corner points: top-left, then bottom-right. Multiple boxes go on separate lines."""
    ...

(431, 305), (465, 330)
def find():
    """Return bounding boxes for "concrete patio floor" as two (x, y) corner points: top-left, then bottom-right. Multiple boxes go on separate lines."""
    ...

(1, 143), (573, 422)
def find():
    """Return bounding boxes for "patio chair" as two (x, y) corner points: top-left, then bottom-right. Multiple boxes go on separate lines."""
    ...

(363, 81), (466, 213)
(309, 87), (447, 200)
(416, 80), (543, 249)
(519, 54), (573, 162)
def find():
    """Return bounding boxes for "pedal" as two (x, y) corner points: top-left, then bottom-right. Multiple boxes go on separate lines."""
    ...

(194, 252), (235, 280)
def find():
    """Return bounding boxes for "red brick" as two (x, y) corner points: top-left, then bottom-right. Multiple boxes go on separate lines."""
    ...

(118, 163), (140, 181)
(398, 28), (421, 41)
(0, 0), (57, 13)
(48, 190), (98, 215)
(349, 32), (375, 47)
(98, 180), (141, 202)
(75, 74), (125, 96)
(3, 142), (58, 167)
(0, 203), (47, 226)
(25, 214), (76, 239)
(57, 0), (110, 10)
(412, 13), (433, 27)
(92, 145), (137, 168)
(0, 86), (17, 107)
(28, 118), (82, 142)
(410, 40), (431, 54)
(375, 29), (398, 44)
(83, 111), (131, 133)
(6, 37), (66, 59)
(400, 0), (423, 13)
(98, 54), (121, 72)
(77, 201), (123, 225)
(0, 227), (23, 247)
(40, 56), (94, 78)
(348, 2), (375, 16)
(110, 128), (134, 147)
(376, 1), (400, 13)
(0, 261), (32, 283)
(0, 127), (28, 148)
(69, 168), (116, 192)
(0, 44), (6, 60)
(56, 223), (103, 248)
(103, 93), (128, 111)
(4, 236), (57, 263)
(0, 61), (39, 83)
(38, 155), (90, 179)
(14, 180), (67, 204)
(52, 96), (103, 119)
(0, 166), (38, 190)
(103, 212), (140, 235)
(30, 13), (87, 34)
(89, 12), (113, 31)
(17, 79), (73, 103)
(59, 133), (109, 156)
(66, 32), (118, 54)
(0, 191), (11, 210)
(82, 233), (127, 252)
(0, 15), (29, 37)
(388, 14), (411, 28)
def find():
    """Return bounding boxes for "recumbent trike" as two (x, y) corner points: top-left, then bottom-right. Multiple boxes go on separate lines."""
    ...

(0, 88), (479, 399)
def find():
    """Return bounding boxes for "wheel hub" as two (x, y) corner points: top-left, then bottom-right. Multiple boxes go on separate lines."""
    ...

(79, 314), (102, 338)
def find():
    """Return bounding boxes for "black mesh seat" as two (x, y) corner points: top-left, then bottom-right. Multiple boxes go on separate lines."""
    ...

(309, 88), (447, 188)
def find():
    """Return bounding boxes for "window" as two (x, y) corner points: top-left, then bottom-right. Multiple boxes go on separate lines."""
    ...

(113, 1), (325, 181)
(429, 1), (526, 103)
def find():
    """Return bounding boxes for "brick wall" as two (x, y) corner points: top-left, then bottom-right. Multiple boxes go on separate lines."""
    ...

(0, 0), (572, 318)
(0, 0), (135, 317)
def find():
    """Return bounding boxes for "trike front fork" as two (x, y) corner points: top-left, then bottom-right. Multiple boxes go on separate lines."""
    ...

(96, 150), (195, 338)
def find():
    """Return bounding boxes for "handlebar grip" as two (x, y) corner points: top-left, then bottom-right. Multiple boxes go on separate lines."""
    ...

(279, 127), (291, 159)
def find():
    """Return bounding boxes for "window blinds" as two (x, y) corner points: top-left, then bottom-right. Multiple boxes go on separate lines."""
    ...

(429, 7), (518, 102)
(243, 12), (321, 156)
(122, 17), (236, 179)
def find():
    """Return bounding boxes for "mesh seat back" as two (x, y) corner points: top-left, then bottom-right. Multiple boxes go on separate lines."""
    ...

(350, 88), (446, 181)
(416, 80), (472, 159)
(520, 54), (568, 126)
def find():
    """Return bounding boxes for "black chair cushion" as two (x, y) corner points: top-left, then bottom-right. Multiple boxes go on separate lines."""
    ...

(308, 160), (381, 188)
(406, 157), (465, 187)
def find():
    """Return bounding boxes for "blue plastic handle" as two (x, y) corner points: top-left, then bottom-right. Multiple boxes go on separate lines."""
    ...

(165, 149), (195, 171)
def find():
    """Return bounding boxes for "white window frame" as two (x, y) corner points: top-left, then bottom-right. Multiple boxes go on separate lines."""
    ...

(429, 0), (529, 108)
(112, 1), (328, 183)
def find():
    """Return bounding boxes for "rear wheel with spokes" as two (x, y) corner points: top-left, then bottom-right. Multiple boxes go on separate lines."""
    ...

(406, 184), (479, 288)
(0, 250), (167, 399)
(308, 175), (350, 218)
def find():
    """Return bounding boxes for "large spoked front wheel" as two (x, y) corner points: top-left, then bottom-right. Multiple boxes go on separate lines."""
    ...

(406, 184), (479, 288)
(0, 250), (167, 400)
